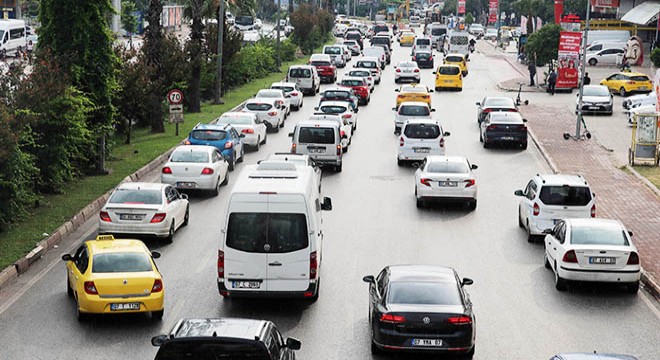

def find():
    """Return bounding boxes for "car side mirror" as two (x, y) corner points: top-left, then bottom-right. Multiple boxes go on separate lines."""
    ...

(151, 251), (161, 259)
(321, 197), (333, 211)
(429, 89), (434, 92)
(514, 190), (524, 196)
(475, 102), (481, 106)
(314, 107), (319, 110)
(443, 131), (450, 136)
(461, 278), (474, 286)
(240, 134), (246, 138)
(180, 193), (189, 200)
(362, 275), (375, 283)
(542, 228), (554, 235)
(394, 88), (400, 92)
(523, 118), (528, 122)
(471, 164), (478, 170)
(285, 337), (302, 350)
(61, 254), (73, 262)
(151, 335), (168, 347)
(288, 132), (294, 137)
(431, 109), (436, 112)
(628, 230), (634, 237)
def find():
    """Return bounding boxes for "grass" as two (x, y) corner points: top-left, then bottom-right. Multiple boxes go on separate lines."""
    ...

(632, 165), (660, 190)
(0, 40), (331, 270)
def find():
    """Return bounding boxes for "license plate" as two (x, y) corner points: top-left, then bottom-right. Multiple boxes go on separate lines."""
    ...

(639, 86), (647, 90)
(590, 257), (616, 264)
(403, 70), (412, 73)
(444, 80), (453, 83)
(176, 182), (196, 188)
(110, 302), (140, 311)
(308, 148), (325, 154)
(588, 106), (599, 110)
(119, 213), (144, 221)
(413, 148), (430, 153)
(232, 281), (261, 289)
(501, 136), (515, 140)
(412, 339), (443, 347)
(439, 181), (458, 187)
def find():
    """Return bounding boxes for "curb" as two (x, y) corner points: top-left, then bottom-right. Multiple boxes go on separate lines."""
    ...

(0, 101), (246, 291)
(625, 164), (660, 198)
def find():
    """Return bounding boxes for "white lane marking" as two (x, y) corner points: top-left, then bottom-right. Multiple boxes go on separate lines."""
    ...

(195, 249), (214, 275)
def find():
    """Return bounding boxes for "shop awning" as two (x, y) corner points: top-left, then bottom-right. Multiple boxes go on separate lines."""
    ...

(621, 1), (660, 25)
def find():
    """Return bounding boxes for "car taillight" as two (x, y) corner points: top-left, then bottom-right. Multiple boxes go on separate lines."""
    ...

(340, 130), (346, 137)
(464, 179), (475, 187)
(336, 144), (342, 156)
(627, 251), (640, 265)
(309, 251), (318, 280)
(268, 111), (278, 116)
(447, 316), (472, 325)
(368, 77), (372, 80)
(626, 81), (635, 84)
(291, 92), (299, 96)
(412, 56), (416, 61)
(99, 211), (111, 222)
(291, 143), (297, 154)
(399, 136), (404, 147)
(217, 250), (225, 279)
(414, 69), (420, 72)
(201, 167), (214, 175)
(150, 213), (167, 223)
(241, 128), (254, 134)
(439, 137), (445, 148)
(84, 281), (98, 295)
(396, 68), (401, 72)
(380, 313), (406, 323)
(562, 250), (578, 263)
(483, 108), (493, 113)
(430, 57), (433, 61)
(420, 178), (431, 187)
(161, 166), (172, 174)
(224, 141), (233, 149)
(533, 203), (540, 216)
(276, 100), (283, 106)
(591, 204), (596, 217)
(151, 279), (163, 293)
(487, 125), (497, 130)
(184, 139), (191, 145)
(342, 114), (352, 119)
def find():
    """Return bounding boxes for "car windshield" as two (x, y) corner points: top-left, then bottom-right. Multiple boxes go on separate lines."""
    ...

(310, 60), (331, 66)
(109, 189), (162, 204)
(323, 91), (350, 99)
(445, 55), (464, 62)
(272, 86), (294, 93)
(92, 252), (152, 273)
(289, 68), (311, 78)
(219, 115), (253, 125)
(404, 123), (440, 139)
(400, 105), (430, 116)
(570, 225), (629, 246)
(583, 87), (610, 96)
(298, 127), (336, 144)
(341, 79), (364, 86)
(324, 47), (341, 54)
(171, 151), (209, 163)
(320, 105), (347, 113)
(155, 341), (270, 360)
(191, 129), (227, 141)
(245, 103), (272, 111)
(438, 66), (460, 75)
(427, 161), (469, 173)
(226, 213), (308, 253)
(484, 98), (515, 107)
(358, 61), (377, 68)
(539, 185), (592, 206)
(388, 281), (462, 305)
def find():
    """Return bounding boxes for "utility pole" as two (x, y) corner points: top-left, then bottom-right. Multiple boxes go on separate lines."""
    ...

(496, 0), (501, 42)
(276, 0), (281, 69)
(575, 1), (591, 139)
(215, 0), (225, 104)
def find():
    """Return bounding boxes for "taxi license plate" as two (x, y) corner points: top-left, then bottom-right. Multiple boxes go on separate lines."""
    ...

(119, 213), (144, 221)
(439, 181), (458, 187)
(110, 302), (140, 311)
(176, 182), (196, 188)
(590, 257), (616, 264)
(639, 86), (647, 90)
(413, 148), (430, 153)
(444, 80), (453, 83)
(232, 281), (261, 289)
(412, 339), (442, 347)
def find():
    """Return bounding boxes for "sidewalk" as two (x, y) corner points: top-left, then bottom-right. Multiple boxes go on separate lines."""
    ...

(477, 40), (660, 298)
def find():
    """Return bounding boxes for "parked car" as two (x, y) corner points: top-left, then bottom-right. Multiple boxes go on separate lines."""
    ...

(622, 91), (655, 110)
(576, 85), (613, 115)
(397, 119), (450, 166)
(414, 155), (478, 209)
(479, 111), (528, 149)
(587, 48), (625, 66)
(161, 145), (229, 195)
(184, 123), (245, 170)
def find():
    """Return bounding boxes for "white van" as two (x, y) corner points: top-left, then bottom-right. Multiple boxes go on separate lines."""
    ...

(0, 19), (27, 57)
(412, 37), (432, 54)
(427, 23), (448, 48)
(586, 41), (626, 54)
(447, 31), (470, 58)
(362, 46), (386, 69)
(585, 30), (630, 47)
(286, 65), (320, 96)
(289, 120), (344, 172)
(218, 163), (332, 300)
(409, 16), (421, 27)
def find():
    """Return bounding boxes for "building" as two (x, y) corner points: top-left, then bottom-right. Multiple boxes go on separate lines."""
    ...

(0, 0), (19, 19)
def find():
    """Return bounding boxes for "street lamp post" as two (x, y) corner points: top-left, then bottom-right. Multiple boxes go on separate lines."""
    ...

(574, 1), (591, 139)
(276, 0), (281, 69)
(215, 0), (225, 104)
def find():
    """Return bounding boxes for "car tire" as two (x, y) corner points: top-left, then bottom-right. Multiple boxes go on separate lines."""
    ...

(343, 146), (349, 153)
(164, 221), (175, 244)
(397, 158), (404, 166)
(468, 199), (477, 211)
(371, 341), (381, 354)
(335, 163), (342, 172)
(521, 142), (528, 150)
(518, 209), (524, 228)
(526, 222), (535, 243)
(544, 253), (551, 269)
(416, 197), (425, 208)
(310, 279), (320, 302)
(237, 148), (244, 163)
(626, 281), (639, 294)
(66, 275), (73, 297)
(228, 155), (235, 171)
(479, 133), (483, 143)
(182, 206), (190, 226)
(555, 266), (568, 291)
(299, 100), (303, 109)
(221, 172), (229, 186)
(395, 79), (399, 84)
(254, 137), (260, 151)
(152, 309), (164, 321)
(76, 297), (87, 322)
(483, 139), (489, 148)
(619, 87), (627, 97)
(588, 58), (597, 66)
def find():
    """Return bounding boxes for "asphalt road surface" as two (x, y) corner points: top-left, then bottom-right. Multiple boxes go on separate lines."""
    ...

(0, 38), (659, 360)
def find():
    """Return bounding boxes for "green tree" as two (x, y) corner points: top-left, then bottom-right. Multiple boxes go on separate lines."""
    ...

(121, 0), (139, 48)
(465, 13), (474, 25)
(143, 0), (166, 133)
(187, 0), (204, 112)
(651, 48), (660, 68)
(525, 24), (561, 65)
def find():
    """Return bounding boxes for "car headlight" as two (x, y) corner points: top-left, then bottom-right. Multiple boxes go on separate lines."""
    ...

(582, 102), (593, 106)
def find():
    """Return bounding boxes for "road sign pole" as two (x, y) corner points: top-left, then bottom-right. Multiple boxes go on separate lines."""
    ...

(575, 1), (591, 139)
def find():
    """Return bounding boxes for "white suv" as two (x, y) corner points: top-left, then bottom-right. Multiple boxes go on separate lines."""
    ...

(397, 119), (450, 166)
(515, 174), (596, 242)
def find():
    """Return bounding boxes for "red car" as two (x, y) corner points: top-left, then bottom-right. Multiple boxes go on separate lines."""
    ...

(309, 54), (337, 83)
(338, 76), (370, 105)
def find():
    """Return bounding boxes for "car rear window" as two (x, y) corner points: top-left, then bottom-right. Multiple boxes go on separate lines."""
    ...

(226, 213), (308, 253)
(257, 90), (281, 98)
(415, 52), (431, 59)
(431, 28), (446, 36)
(156, 341), (270, 360)
(401, 86), (425, 93)
(484, 98), (515, 107)
(341, 79), (364, 86)
(399, 105), (430, 116)
(416, 39), (431, 45)
(388, 281), (462, 305)
(92, 252), (152, 273)
(570, 226), (629, 246)
(323, 91), (350, 99)
(426, 162), (469, 173)
(324, 47), (341, 54)
(218, 115), (253, 125)
(539, 185), (592, 206)
(320, 105), (347, 113)
(358, 61), (376, 68)
(629, 75), (650, 82)
(272, 86), (294, 93)
(371, 37), (388, 44)
(289, 68), (311, 78)
(245, 103), (273, 111)
(438, 66), (460, 75)
(191, 129), (227, 141)
(404, 123), (440, 139)
(311, 61), (332, 66)
(171, 151), (209, 163)
(109, 189), (162, 204)
(349, 71), (370, 77)
(298, 127), (336, 144)
(445, 55), (464, 62)
(374, 25), (388, 33)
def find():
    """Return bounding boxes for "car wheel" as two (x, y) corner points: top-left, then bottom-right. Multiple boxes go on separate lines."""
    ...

(416, 197), (425, 208)
(164, 221), (175, 244)
(371, 341), (381, 354)
(626, 281), (639, 294)
(221, 172), (229, 186)
(483, 139), (489, 148)
(526, 221), (535, 243)
(335, 163), (342, 172)
(521, 142), (528, 150)
(76, 297), (87, 322)
(588, 58), (597, 66)
(468, 199), (477, 211)
(211, 177), (220, 196)
(555, 265), (568, 291)
(544, 253), (551, 269)
(228, 155), (235, 171)
(152, 309), (164, 321)
(397, 158), (404, 166)
(518, 209), (524, 228)
(310, 279), (320, 302)
(619, 87), (627, 97)
(299, 100), (303, 109)
(274, 123), (280, 133)
(182, 206), (190, 226)
(66, 275), (73, 297)
(262, 133), (267, 144)
(479, 133), (483, 142)
(343, 145), (349, 153)
(237, 148), (244, 163)
(254, 137), (260, 151)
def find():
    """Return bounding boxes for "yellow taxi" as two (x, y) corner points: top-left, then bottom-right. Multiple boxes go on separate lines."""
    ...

(434, 64), (463, 91)
(62, 235), (164, 321)
(399, 32), (416, 46)
(444, 53), (468, 76)
(395, 84), (434, 108)
(600, 71), (653, 96)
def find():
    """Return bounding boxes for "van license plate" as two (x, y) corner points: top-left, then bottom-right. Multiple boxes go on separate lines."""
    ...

(232, 281), (261, 289)
(413, 148), (430, 153)
(589, 257), (615, 264)
(308, 148), (325, 154)
(110, 303), (140, 311)
(412, 339), (442, 347)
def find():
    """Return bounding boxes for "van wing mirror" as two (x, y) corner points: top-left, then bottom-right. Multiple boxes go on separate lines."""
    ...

(321, 197), (333, 211)
(151, 251), (161, 259)
(471, 164), (478, 170)
(363, 275), (375, 283)
(443, 131), (451, 136)
(513, 190), (524, 196)
(461, 278), (474, 286)
(288, 132), (294, 137)
(285, 337), (302, 350)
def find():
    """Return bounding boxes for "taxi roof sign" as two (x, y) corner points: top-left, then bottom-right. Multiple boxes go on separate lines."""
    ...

(96, 235), (115, 241)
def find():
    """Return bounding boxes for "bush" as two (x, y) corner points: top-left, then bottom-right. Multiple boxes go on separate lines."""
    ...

(525, 24), (561, 66)
(226, 42), (276, 86)
(651, 48), (660, 68)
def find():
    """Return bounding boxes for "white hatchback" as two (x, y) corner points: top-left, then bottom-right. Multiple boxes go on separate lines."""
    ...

(347, 69), (374, 92)
(392, 101), (435, 134)
(315, 100), (359, 131)
(397, 119), (450, 165)
(414, 156), (478, 210)
(161, 145), (229, 195)
(215, 112), (267, 150)
(255, 89), (291, 117)
(242, 99), (286, 132)
(544, 218), (640, 293)
(271, 82), (304, 111)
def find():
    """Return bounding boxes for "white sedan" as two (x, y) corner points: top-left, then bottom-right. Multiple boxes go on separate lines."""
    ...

(544, 218), (641, 293)
(98, 182), (189, 243)
(414, 156), (477, 210)
(347, 69), (375, 92)
(242, 98), (286, 132)
(216, 112), (267, 150)
(394, 61), (421, 83)
(271, 82), (304, 111)
(315, 100), (359, 131)
(255, 89), (291, 117)
(161, 145), (229, 195)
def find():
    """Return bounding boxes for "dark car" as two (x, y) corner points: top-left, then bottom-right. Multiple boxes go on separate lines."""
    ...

(413, 50), (434, 69)
(480, 111), (528, 149)
(363, 265), (475, 358)
(550, 353), (638, 360)
(370, 35), (391, 52)
(475, 96), (518, 124)
(319, 88), (359, 111)
(152, 318), (301, 360)
(344, 31), (363, 49)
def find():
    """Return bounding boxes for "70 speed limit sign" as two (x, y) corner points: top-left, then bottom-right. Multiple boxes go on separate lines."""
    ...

(167, 89), (184, 105)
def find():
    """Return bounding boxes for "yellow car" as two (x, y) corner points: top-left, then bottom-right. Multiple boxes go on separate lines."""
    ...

(434, 65), (463, 91)
(62, 235), (165, 321)
(444, 53), (468, 76)
(600, 71), (653, 96)
(399, 32), (416, 46)
(395, 84), (434, 108)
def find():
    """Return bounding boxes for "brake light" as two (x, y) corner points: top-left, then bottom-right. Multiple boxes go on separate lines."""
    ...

(99, 211), (111, 222)
(412, 56), (416, 61)
(201, 167), (214, 175)
(533, 203), (540, 216)
(268, 111), (278, 116)
(380, 313), (406, 323)
(336, 144), (342, 156)
(591, 204), (596, 218)
(627, 251), (639, 265)
(422, 95), (429, 99)
(84, 281), (98, 295)
(241, 128), (254, 134)
(184, 139), (191, 145)
(626, 81), (635, 84)
(368, 77), (372, 80)
(396, 68), (401, 72)
(309, 251), (318, 280)
(151, 279), (163, 293)
(562, 250), (578, 263)
(487, 125), (497, 130)
(340, 130), (346, 137)
(420, 178), (431, 187)
(483, 108), (493, 113)
(464, 179), (475, 187)
(414, 69), (420, 72)
(447, 316), (472, 325)
(217, 250), (225, 279)
(399, 136), (404, 146)
(224, 141), (233, 149)
(291, 92), (299, 96)
(150, 213), (167, 223)
(439, 137), (445, 148)
(161, 166), (172, 174)
(342, 114), (352, 119)
(291, 143), (297, 154)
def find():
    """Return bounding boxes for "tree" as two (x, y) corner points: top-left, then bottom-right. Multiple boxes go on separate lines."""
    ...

(143, 0), (166, 133)
(121, 0), (139, 49)
(187, 0), (204, 112)
(525, 24), (561, 66)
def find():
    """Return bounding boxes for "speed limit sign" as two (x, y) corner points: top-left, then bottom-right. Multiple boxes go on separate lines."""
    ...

(167, 89), (184, 105)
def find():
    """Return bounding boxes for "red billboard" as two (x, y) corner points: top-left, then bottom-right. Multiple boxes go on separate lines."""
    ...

(458, 0), (466, 14)
(556, 31), (582, 89)
(488, 0), (498, 24)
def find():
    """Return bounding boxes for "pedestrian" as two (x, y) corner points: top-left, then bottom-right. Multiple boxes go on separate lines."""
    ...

(583, 72), (591, 85)
(26, 40), (33, 63)
(527, 61), (536, 86)
(548, 68), (557, 95)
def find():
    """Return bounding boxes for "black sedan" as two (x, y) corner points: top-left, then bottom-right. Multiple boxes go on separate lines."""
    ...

(413, 51), (434, 69)
(475, 96), (518, 124)
(480, 111), (528, 149)
(363, 265), (475, 358)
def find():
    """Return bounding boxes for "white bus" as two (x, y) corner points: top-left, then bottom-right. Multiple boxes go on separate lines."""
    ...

(0, 19), (28, 57)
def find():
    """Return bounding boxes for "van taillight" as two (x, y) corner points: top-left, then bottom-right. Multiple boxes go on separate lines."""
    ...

(291, 143), (297, 154)
(399, 136), (404, 147)
(309, 251), (318, 280)
(591, 204), (596, 218)
(217, 250), (225, 279)
(336, 144), (342, 156)
(533, 203), (540, 216)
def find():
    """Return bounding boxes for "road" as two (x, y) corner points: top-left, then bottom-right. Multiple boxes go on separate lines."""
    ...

(0, 38), (659, 360)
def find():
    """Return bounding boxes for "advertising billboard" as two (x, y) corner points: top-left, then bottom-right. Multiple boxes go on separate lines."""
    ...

(556, 31), (581, 89)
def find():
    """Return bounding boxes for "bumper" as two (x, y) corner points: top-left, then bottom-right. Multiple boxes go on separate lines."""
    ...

(161, 174), (217, 190)
(309, 156), (342, 166)
(241, 133), (259, 146)
(373, 327), (474, 354)
(579, 104), (612, 114)
(319, 74), (336, 82)
(79, 292), (164, 314)
(218, 280), (319, 298)
(558, 266), (641, 283)
(99, 221), (171, 238)
(435, 79), (462, 89)
(395, 74), (421, 82)
(416, 186), (477, 202)
(263, 117), (280, 129)
(398, 148), (445, 161)
(484, 134), (527, 145)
